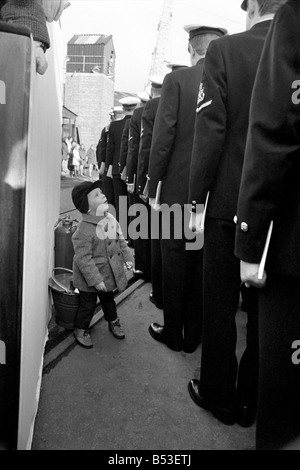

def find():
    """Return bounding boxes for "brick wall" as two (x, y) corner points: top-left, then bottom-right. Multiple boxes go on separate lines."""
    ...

(64, 73), (114, 149)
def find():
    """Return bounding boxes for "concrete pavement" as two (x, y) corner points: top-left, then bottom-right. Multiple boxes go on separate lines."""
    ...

(32, 282), (255, 451)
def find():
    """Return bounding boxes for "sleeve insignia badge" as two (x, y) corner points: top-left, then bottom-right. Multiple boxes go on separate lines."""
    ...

(197, 83), (205, 106)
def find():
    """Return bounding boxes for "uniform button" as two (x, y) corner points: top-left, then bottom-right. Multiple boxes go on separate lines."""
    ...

(241, 222), (248, 232)
(233, 215), (238, 225)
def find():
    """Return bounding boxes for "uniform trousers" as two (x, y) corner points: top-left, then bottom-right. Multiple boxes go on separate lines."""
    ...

(130, 193), (151, 279)
(75, 290), (117, 330)
(103, 175), (115, 210)
(112, 176), (128, 234)
(256, 275), (300, 450)
(160, 206), (203, 348)
(199, 217), (259, 408)
(151, 207), (163, 306)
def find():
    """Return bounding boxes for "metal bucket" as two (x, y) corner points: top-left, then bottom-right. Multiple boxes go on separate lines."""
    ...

(49, 267), (79, 329)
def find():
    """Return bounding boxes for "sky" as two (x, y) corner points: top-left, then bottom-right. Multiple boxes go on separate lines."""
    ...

(60, 0), (246, 93)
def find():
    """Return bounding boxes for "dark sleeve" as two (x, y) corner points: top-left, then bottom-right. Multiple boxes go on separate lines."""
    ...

(1, 0), (50, 50)
(119, 119), (130, 173)
(96, 127), (106, 166)
(235, 1), (300, 263)
(137, 103), (155, 193)
(106, 124), (115, 167)
(126, 114), (140, 184)
(188, 40), (227, 206)
(148, 73), (179, 198)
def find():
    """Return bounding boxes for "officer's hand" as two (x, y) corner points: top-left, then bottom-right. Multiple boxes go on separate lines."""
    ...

(99, 162), (105, 175)
(189, 212), (203, 233)
(95, 281), (107, 292)
(127, 184), (134, 194)
(149, 198), (160, 211)
(240, 261), (266, 289)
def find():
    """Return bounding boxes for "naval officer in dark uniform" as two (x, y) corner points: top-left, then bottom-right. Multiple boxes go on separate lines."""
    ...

(188, 0), (287, 426)
(125, 91), (151, 190)
(125, 91), (151, 279)
(147, 25), (227, 353)
(106, 97), (139, 226)
(102, 106), (124, 209)
(97, 110), (114, 184)
(136, 77), (163, 197)
(235, 0), (300, 449)
(136, 77), (164, 307)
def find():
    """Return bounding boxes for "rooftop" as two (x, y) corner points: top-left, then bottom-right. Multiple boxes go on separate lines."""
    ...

(68, 34), (113, 46)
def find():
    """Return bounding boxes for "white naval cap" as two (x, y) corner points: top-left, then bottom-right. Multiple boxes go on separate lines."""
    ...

(119, 96), (141, 110)
(137, 90), (151, 103)
(148, 75), (164, 88)
(165, 61), (189, 71)
(112, 105), (124, 114)
(184, 24), (228, 40)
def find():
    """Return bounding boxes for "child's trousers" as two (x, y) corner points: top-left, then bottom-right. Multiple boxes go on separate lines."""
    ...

(75, 291), (118, 330)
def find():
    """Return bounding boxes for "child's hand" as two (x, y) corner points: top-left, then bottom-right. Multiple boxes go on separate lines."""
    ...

(95, 282), (107, 292)
(125, 262), (134, 271)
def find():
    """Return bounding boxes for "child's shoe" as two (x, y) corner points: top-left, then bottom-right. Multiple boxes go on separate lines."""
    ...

(73, 328), (93, 349)
(108, 318), (125, 340)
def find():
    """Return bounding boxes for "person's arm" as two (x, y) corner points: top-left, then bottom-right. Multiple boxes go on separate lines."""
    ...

(188, 40), (227, 209)
(126, 114), (140, 186)
(148, 73), (178, 198)
(106, 125), (115, 168)
(119, 119), (130, 174)
(137, 104), (154, 194)
(235, 1), (300, 287)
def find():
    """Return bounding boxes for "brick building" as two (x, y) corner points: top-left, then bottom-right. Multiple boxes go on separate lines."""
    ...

(64, 72), (114, 148)
(64, 34), (116, 148)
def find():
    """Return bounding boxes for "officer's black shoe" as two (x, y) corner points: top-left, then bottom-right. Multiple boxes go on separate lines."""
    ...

(149, 292), (164, 309)
(235, 404), (256, 428)
(183, 337), (202, 353)
(133, 269), (144, 278)
(182, 335), (202, 354)
(148, 323), (182, 351)
(187, 379), (236, 425)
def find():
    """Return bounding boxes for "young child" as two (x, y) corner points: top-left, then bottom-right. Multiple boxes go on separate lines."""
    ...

(71, 180), (134, 349)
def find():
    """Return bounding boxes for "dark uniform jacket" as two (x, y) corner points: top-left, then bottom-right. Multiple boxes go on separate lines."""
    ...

(148, 61), (204, 205)
(137, 97), (160, 195)
(189, 21), (272, 220)
(119, 118), (131, 175)
(96, 125), (109, 168)
(125, 106), (144, 186)
(235, 0), (300, 279)
(106, 115), (131, 177)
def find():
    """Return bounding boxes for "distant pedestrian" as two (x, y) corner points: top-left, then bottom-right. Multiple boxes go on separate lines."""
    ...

(71, 180), (134, 349)
(61, 137), (69, 174)
(72, 142), (81, 177)
(79, 144), (86, 176)
(87, 145), (97, 177)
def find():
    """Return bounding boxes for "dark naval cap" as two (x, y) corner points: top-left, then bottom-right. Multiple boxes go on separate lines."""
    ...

(184, 24), (228, 40)
(72, 180), (103, 214)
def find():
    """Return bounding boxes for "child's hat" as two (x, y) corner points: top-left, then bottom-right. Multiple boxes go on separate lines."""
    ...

(72, 180), (103, 214)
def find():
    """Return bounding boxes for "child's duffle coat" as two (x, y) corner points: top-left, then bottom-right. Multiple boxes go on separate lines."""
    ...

(72, 213), (134, 293)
